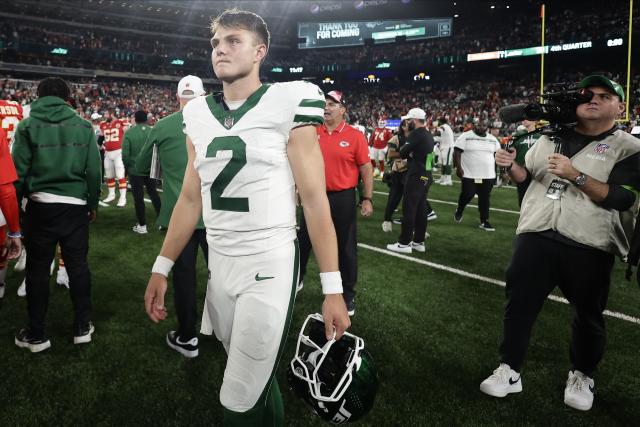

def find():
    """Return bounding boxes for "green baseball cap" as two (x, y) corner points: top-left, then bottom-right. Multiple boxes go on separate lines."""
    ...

(579, 75), (625, 101)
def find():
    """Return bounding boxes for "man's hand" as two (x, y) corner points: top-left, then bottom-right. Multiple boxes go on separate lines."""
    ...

(322, 294), (351, 340)
(361, 199), (373, 217)
(547, 153), (579, 180)
(1, 236), (22, 261)
(455, 166), (464, 179)
(88, 210), (97, 223)
(144, 273), (168, 323)
(495, 148), (517, 168)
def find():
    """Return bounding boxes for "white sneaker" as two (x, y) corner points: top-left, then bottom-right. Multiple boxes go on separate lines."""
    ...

(480, 363), (523, 397)
(386, 242), (412, 254)
(56, 267), (70, 288)
(427, 211), (438, 221)
(103, 193), (116, 203)
(564, 370), (594, 411)
(382, 221), (393, 232)
(14, 249), (27, 271)
(373, 168), (380, 178)
(17, 279), (26, 297)
(411, 241), (426, 252)
(117, 196), (127, 207)
(132, 224), (148, 234)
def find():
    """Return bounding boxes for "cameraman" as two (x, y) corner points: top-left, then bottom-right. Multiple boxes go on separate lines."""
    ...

(480, 75), (640, 411)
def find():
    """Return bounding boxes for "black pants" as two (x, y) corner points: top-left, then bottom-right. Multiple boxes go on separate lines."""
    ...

(298, 188), (357, 305)
(24, 201), (91, 338)
(172, 229), (209, 340)
(384, 171), (405, 221)
(399, 175), (429, 245)
(499, 233), (614, 375)
(424, 171), (434, 215)
(130, 174), (161, 226)
(456, 177), (494, 223)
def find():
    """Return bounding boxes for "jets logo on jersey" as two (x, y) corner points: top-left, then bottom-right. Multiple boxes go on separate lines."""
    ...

(224, 115), (234, 129)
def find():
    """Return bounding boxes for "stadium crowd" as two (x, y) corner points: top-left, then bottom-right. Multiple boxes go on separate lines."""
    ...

(2, 1), (637, 74)
(3, 72), (638, 134)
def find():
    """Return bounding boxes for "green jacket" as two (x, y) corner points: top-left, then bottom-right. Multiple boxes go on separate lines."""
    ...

(12, 96), (102, 209)
(137, 111), (204, 229)
(513, 131), (542, 165)
(122, 122), (152, 176)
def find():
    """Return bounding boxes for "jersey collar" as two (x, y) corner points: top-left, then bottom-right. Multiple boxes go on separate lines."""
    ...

(322, 120), (347, 134)
(205, 84), (271, 130)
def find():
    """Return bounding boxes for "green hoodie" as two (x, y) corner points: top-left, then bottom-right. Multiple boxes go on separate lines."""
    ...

(12, 96), (102, 209)
(122, 122), (152, 176)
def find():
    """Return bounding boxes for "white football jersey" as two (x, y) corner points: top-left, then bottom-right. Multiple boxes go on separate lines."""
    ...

(183, 81), (325, 256)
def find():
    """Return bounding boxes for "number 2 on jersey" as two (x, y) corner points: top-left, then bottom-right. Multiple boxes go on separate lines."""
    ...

(206, 136), (249, 212)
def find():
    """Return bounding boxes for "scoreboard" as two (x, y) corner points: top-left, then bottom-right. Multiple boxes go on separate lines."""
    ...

(298, 18), (452, 49)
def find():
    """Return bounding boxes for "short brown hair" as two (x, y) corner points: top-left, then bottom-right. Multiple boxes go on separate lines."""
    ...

(210, 8), (270, 52)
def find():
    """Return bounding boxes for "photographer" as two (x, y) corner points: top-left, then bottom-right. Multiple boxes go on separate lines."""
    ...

(480, 75), (640, 411)
(382, 119), (409, 232)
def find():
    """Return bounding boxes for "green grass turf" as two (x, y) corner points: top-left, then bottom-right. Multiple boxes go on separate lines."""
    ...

(1, 179), (639, 426)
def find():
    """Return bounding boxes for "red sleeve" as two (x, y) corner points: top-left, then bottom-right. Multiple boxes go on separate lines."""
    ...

(0, 131), (17, 185)
(0, 182), (20, 233)
(354, 131), (371, 166)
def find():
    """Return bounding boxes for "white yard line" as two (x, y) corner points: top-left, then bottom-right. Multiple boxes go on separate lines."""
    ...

(373, 190), (520, 215)
(358, 243), (640, 326)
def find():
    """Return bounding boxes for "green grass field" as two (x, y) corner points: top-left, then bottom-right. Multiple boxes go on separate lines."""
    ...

(1, 177), (639, 426)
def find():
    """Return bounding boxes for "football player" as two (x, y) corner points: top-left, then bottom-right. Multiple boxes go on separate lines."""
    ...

(0, 126), (22, 298)
(100, 109), (128, 206)
(0, 99), (24, 295)
(144, 9), (350, 426)
(369, 118), (393, 177)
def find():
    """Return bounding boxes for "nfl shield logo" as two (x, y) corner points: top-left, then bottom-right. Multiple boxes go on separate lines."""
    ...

(224, 116), (234, 129)
(594, 143), (609, 154)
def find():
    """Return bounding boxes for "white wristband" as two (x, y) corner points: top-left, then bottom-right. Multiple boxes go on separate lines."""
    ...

(152, 255), (174, 277)
(320, 271), (343, 295)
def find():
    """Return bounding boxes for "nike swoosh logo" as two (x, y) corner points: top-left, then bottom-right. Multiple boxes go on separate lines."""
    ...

(255, 273), (274, 282)
(509, 376), (520, 385)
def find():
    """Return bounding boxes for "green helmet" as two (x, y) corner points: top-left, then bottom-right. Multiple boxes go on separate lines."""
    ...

(287, 313), (378, 424)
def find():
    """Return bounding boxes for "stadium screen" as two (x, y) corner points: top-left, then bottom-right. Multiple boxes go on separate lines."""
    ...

(298, 18), (452, 49)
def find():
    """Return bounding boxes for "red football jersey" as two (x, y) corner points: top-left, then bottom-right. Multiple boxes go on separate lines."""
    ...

(370, 127), (393, 149)
(0, 100), (24, 149)
(100, 119), (127, 151)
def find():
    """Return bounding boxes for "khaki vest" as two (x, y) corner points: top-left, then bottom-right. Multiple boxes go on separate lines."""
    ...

(518, 130), (640, 258)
